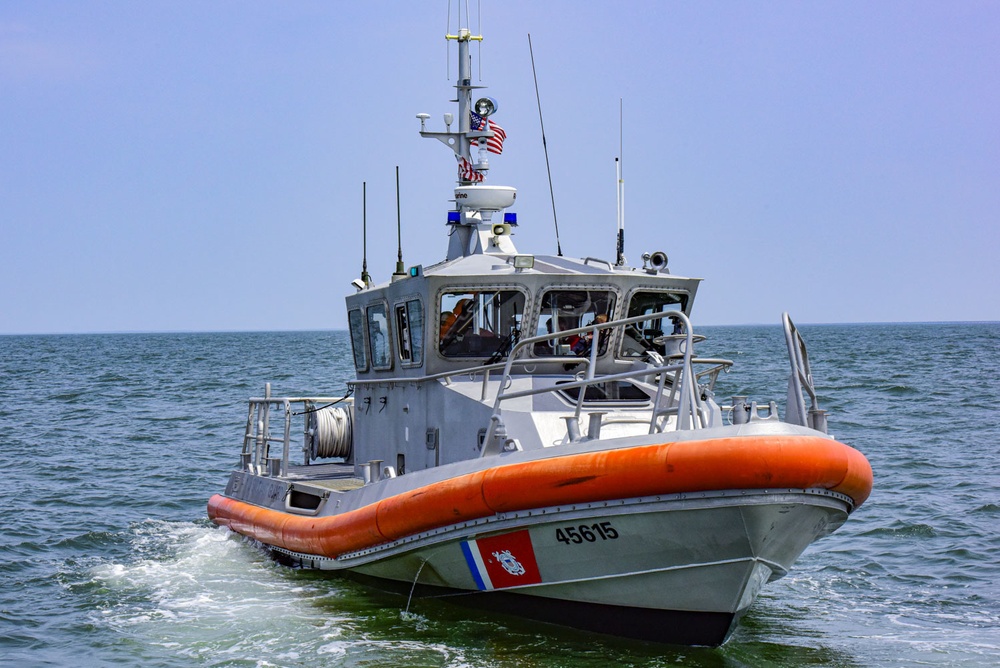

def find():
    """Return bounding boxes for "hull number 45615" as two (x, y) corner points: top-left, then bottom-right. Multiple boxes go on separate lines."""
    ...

(555, 521), (619, 545)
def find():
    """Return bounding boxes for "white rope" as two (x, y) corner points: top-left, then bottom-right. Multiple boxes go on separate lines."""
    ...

(309, 405), (353, 460)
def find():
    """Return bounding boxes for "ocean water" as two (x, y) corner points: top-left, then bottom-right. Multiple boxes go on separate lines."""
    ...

(1, 323), (998, 667)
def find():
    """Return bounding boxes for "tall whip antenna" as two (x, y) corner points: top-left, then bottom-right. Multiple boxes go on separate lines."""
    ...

(528, 33), (563, 257)
(361, 181), (371, 286)
(394, 166), (405, 278)
(616, 98), (626, 266)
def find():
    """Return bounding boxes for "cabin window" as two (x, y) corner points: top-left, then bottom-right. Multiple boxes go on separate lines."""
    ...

(395, 299), (424, 366)
(348, 309), (368, 371)
(366, 303), (392, 370)
(534, 289), (617, 357)
(439, 289), (525, 358)
(620, 291), (688, 358)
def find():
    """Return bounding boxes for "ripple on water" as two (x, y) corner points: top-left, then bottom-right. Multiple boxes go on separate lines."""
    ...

(860, 522), (937, 539)
(4, 327), (1000, 666)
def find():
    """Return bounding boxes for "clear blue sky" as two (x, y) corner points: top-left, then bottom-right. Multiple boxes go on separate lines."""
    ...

(2, 1), (997, 334)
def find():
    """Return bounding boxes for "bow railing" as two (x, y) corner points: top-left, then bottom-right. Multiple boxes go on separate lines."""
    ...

(481, 311), (730, 455)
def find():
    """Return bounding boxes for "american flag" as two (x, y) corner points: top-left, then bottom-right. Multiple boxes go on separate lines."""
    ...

(457, 155), (485, 183)
(470, 112), (507, 155)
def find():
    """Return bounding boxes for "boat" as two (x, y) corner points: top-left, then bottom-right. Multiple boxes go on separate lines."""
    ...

(207, 18), (873, 647)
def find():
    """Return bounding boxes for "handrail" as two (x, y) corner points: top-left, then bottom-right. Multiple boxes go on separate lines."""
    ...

(481, 311), (710, 454)
(247, 396), (353, 404)
(349, 357), (593, 406)
(243, 314), (731, 470)
(349, 357), (590, 387)
(242, 385), (354, 477)
(782, 312), (827, 433)
(347, 312), (733, 393)
(496, 362), (684, 403)
(583, 256), (615, 270)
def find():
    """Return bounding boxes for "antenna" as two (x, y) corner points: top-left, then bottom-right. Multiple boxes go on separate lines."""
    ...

(394, 166), (406, 278)
(448, 0), (483, 79)
(615, 158), (623, 265)
(616, 99), (626, 266)
(361, 181), (371, 286)
(528, 33), (563, 257)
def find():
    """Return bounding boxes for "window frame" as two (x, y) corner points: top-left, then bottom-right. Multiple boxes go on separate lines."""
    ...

(395, 297), (425, 368)
(531, 286), (620, 358)
(618, 288), (691, 359)
(365, 301), (394, 371)
(347, 308), (368, 372)
(436, 286), (529, 360)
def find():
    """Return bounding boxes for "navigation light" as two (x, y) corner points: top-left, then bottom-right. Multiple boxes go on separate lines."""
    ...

(474, 97), (498, 117)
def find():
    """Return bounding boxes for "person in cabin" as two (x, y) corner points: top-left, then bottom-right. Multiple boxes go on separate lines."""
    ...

(440, 297), (480, 354)
(440, 298), (471, 338)
(451, 299), (475, 335)
(572, 314), (609, 356)
(440, 310), (458, 339)
(558, 315), (582, 353)
(370, 319), (387, 366)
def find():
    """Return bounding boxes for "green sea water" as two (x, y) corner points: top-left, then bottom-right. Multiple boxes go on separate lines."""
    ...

(1, 324), (998, 666)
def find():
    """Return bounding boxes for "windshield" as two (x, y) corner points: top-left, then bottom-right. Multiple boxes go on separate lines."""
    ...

(534, 289), (617, 357)
(439, 289), (525, 358)
(620, 291), (688, 358)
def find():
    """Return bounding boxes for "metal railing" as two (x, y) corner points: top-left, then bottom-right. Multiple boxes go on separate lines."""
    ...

(480, 311), (731, 455)
(782, 312), (828, 433)
(240, 383), (353, 477)
(242, 314), (736, 474)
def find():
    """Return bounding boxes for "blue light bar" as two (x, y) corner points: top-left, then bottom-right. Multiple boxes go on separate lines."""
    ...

(503, 212), (518, 226)
(447, 211), (461, 224)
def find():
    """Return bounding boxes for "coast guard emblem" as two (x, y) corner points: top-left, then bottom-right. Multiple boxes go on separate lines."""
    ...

(492, 549), (526, 576)
(460, 529), (542, 590)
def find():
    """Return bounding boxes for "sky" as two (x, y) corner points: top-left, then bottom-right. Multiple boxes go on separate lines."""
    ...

(1, 1), (998, 334)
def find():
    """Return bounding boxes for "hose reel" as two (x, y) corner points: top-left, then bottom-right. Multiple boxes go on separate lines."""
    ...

(306, 404), (353, 461)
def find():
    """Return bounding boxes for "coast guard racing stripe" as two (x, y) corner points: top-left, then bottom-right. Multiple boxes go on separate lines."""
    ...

(461, 529), (542, 590)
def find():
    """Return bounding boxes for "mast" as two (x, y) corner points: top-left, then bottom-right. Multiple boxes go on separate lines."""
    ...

(415, 17), (518, 261)
(417, 28), (486, 182)
(455, 29), (476, 173)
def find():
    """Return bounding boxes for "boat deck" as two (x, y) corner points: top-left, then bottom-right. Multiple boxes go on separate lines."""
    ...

(283, 462), (364, 491)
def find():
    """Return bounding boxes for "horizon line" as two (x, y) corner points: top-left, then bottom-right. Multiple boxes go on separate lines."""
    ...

(2, 319), (998, 337)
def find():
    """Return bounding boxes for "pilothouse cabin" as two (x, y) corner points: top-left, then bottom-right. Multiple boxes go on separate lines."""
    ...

(345, 230), (703, 480)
